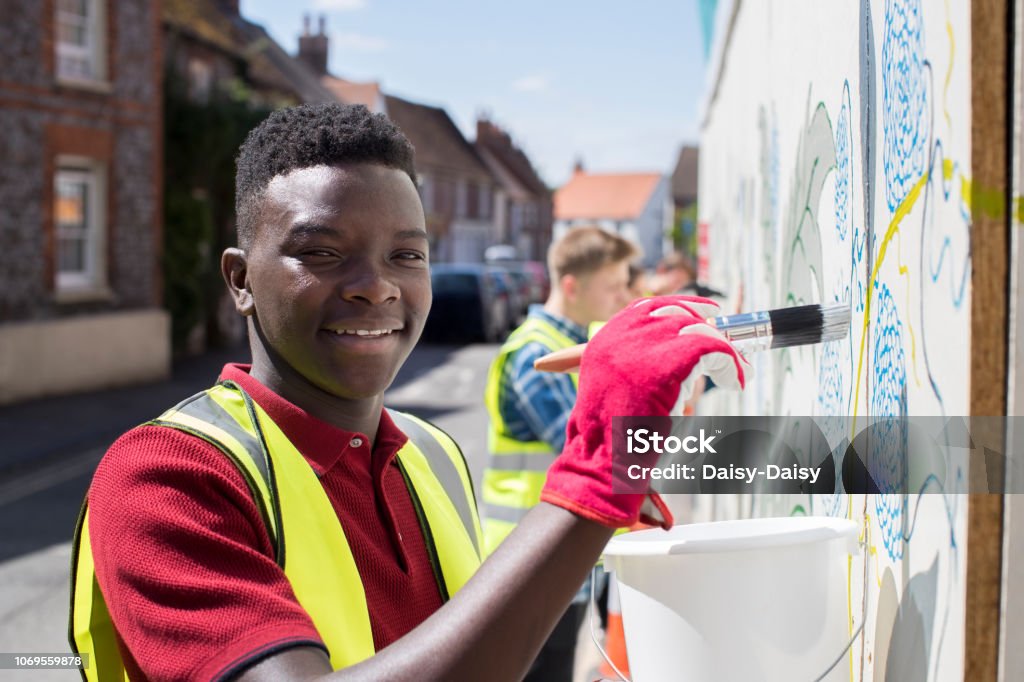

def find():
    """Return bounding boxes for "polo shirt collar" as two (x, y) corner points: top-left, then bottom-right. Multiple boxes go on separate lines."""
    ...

(218, 364), (408, 476)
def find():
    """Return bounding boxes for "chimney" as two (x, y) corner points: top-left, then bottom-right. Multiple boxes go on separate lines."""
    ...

(573, 157), (585, 175)
(215, 0), (240, 15)
(476, 117), (496, 143)
(298, 13), (329, 75)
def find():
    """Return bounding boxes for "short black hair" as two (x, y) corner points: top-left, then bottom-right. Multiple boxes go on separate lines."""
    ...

(235, 103), (418, 247)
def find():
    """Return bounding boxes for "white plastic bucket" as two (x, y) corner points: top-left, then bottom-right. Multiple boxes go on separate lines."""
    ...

(603, 517), (858, 682)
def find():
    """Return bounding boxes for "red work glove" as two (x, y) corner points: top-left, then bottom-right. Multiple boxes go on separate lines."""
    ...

(540, 295), (752, 529)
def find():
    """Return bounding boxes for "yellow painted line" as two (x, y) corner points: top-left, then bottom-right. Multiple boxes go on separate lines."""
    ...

(852, 172), (929, 430)
(847, 511), (854, 680)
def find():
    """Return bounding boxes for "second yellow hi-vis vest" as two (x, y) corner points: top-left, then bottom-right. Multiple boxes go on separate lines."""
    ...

(69, 381), (483, 681)
(482, 317), (579, 555)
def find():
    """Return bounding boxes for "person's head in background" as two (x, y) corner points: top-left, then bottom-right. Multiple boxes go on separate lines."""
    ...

(627, 263), (649, 300)
(222, 103), (429, 420)
(649, 251), (697, 295)
(544, 226), (638, 327)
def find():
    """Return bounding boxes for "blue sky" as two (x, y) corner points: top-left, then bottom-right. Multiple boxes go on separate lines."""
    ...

(241, 0), (708, 188)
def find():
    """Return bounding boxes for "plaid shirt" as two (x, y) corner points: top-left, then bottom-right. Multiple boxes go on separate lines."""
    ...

(497, 306), (588, 453)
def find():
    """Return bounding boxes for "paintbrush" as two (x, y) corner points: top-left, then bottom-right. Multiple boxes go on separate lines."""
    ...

(533, 302), (851, 373)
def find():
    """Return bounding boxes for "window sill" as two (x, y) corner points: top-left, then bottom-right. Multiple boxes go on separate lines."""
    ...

(55, 77), (113, 95)
(54, 285), (115, 305)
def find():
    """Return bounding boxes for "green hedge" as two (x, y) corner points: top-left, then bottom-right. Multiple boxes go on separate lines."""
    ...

(162, 70), (273, 351)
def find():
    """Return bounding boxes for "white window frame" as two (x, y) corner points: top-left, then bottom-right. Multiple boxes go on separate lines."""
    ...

(56, 0), (108, 87)
(54, 157), (108, 298)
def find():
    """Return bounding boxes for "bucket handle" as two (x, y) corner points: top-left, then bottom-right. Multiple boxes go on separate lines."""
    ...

(589, 566), (630, 682)
(812, 619), (864, 682)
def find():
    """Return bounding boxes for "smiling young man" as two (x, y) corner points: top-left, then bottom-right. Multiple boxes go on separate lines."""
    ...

(70, 103), (751, 681)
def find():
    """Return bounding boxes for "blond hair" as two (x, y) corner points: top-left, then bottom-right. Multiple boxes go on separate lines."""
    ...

(547, 226), (639, 281)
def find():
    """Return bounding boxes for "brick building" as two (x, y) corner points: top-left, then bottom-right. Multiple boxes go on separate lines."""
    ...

(0, 0), (167, 404)
(474, 118), (553, 262)
(162, 0), (334, 351)
(163, 0), (334, 107)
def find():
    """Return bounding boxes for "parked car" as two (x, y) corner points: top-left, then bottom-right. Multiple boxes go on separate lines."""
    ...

(425, 264), (511, 343)
(517, 260), (550, 303)
(483, 256), (548, 307)
(499, 269), (532, 326)
(486, 269), (516, 333)
(485, 260), (550, 322)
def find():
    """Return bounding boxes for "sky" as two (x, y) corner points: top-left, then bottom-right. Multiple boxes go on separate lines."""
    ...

(241, 0), (709, 188)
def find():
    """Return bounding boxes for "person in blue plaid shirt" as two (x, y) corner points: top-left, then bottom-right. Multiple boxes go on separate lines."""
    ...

(482, 226), (638, 681)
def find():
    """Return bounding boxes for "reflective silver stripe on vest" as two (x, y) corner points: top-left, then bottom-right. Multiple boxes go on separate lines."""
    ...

(482, 502), (529, 524)
(388, 410), (480, 557)
(485, 452), (558, 472)
(170, 393), (272, 486)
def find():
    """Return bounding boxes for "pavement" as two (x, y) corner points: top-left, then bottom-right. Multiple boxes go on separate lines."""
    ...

(0, 344), (253, 481)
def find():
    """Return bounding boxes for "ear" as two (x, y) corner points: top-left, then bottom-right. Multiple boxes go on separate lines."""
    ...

(559, 273), (578, 302)
(222, 248), (255, 316)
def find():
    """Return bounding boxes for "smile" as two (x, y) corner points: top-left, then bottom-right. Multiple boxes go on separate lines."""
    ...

(321, 325), (405, 352)
(332, 329), (396, 337)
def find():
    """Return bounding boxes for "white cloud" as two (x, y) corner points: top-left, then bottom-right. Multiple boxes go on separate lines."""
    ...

(313, 0), (367, 10)
(333, 32), (389, 52)
(511, 75), (549, 93)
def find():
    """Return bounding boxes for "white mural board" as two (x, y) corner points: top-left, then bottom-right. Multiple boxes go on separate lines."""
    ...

(697, 1), (974, 679)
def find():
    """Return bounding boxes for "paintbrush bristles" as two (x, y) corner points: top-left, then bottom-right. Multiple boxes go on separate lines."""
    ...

(767, 303), (850, 349)
(819, 303), (852, 343)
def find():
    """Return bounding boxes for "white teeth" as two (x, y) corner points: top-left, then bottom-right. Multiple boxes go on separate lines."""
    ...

(334, 329), (393, 337)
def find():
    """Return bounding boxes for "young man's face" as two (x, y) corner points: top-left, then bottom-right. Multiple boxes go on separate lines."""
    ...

(234, 163), (430, 401)
(572, 261), (632, 324)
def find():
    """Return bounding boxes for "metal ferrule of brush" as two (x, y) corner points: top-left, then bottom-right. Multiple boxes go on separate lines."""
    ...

(709, 311), (774, 352)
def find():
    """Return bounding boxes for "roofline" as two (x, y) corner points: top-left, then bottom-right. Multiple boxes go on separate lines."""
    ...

(162, 21), (248, 62)
(385, 93), (496, 181)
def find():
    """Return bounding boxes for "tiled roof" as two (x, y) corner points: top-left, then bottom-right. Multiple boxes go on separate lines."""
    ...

(671, 145), (699, 206)
(163, 0), (242, 56)
(384, 95), (493, 182)
(554, 172), (663, 220)
(231, 19), (336, 103)
(321, 76), (383, 111)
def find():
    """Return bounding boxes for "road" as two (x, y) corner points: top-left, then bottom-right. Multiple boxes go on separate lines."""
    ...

(0, 341), (499, 680)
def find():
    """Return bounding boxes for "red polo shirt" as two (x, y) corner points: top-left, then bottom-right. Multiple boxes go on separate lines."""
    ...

(87, 364), (445, 681)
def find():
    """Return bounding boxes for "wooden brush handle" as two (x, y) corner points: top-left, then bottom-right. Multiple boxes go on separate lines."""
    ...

(533, 343), (586, 373)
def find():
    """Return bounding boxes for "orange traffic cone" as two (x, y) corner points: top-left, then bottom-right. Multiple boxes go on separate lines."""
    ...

(598, 576), (630, 679)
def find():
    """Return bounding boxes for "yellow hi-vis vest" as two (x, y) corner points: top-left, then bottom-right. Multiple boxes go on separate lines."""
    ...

(69, 381), (483, 681)
(482, 317), (579, 555)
